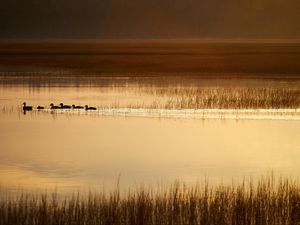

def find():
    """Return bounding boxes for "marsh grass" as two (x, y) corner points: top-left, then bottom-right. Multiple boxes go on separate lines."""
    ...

(93, 85), (300, 110)
(1, 176), (300, 225)
(137, 86), (300, 109)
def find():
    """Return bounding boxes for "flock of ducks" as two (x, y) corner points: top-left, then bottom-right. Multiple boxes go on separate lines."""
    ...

(22, 102), (97, 112)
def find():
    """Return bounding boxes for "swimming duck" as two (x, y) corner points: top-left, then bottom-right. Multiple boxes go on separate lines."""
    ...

(60, 103), (71, 109)
(72, 104), (84, 109)
(37, 106), (44, 110)
(23, 102), (33, 111)
(50, 103), (60, 109)
(85, 105), (97, 110)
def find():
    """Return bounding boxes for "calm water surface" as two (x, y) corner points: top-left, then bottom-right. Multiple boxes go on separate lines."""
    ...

(0, 76), (299, 192)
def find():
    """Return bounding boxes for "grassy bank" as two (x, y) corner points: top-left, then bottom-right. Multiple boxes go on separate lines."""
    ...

(1, 177), (300, 225)
(1, 41), (300, 76)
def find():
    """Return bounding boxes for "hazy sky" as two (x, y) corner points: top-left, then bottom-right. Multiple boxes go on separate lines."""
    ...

(1, 0), (299, 39)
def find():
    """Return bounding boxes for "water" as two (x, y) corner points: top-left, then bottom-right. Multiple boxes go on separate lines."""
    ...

(0, 76), (299, 193)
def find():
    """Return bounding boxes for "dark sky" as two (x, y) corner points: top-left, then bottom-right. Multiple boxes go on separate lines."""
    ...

(1, 0), (300, 39)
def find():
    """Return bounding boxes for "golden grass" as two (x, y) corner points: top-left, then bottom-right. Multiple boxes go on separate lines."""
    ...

(97, 86), (300, 110)
(1, 176), (300, 225)
(142, 86), (300, 109)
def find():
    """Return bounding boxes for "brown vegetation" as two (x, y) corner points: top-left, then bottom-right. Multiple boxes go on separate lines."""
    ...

(1, 177), (300, 225)
(96, 86), (300, 109)
(138, 86), (300, 109)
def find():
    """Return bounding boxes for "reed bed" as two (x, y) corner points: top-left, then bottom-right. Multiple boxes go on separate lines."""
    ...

(137, 86), (300, 109)
(95, 86), (300, 110)
(1, 177), (300, 225)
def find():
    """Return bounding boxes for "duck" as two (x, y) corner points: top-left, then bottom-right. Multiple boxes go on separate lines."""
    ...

(72, 104), (84, 109)
(85, 105), (97, 110)
(37, 106), (44, 110)
(60, 103), (71, 109)
(23, 102), (33, 111)
(50, 103), (61, 109)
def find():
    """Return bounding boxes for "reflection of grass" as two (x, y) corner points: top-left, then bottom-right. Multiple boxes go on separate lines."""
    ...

(139, 86), (300, 109)
(1, 176), (300, 224)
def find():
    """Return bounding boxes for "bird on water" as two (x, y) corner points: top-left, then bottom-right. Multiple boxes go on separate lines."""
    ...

(50, 103), (60, 109)
(85, 105), (97, 110)
(60, 103), (71, 109)
(72, 104), (84, 109)
(37, 106), (44, 110)
(23, 102), (33, 111)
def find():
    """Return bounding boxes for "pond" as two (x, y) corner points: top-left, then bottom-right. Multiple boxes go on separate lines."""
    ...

(0, 76), (299, 193)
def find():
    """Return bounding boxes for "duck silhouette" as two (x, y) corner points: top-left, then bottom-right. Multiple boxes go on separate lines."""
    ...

(72, 104), (84, 109)
(37, 106), (44, 110)
(50, 103), (60, 109)
(23, 102), (33, 111)
(60, 103), (71, 109)
(85, 105), (97, 110)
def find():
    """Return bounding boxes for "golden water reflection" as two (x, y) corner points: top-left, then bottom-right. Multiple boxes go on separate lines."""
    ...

(0, 79), (299, 192)
(1, 110), (300, 192)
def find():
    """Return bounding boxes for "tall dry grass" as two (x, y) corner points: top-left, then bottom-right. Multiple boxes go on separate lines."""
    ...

(95, 86), (300, 110)
(134, 86), (300, 109)
(1, 177), (300, 225)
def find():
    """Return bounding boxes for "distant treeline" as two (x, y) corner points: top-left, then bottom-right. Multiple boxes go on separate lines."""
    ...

(1, 0), (300, 38)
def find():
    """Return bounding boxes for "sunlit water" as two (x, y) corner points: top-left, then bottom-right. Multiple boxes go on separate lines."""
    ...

(0, 76), (299, 193)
